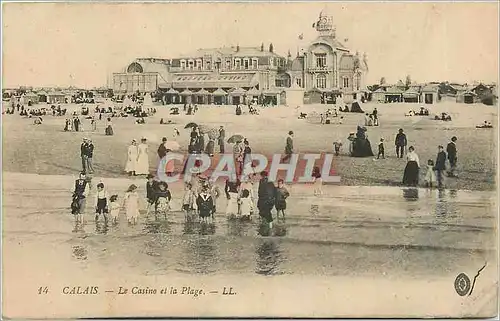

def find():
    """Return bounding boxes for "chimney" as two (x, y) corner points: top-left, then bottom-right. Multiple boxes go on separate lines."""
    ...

(236, 44), (240, 52)
(269, 43), (274, 53)
(260, 43), (264, 52)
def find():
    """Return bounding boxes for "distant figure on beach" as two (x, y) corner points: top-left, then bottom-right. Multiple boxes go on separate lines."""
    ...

(446, 136), (458, 177)
(424, 160), (437, 188)
(377, 138), (385, 159)
(402, 146), (420, 187)
(218, 126), (225, 154)
(125, 139), (138, 176)
(275, 179), (290, 220)
(136, 138), (149, 176)
(395, 128), (407, 158)
(312, 166), (323, 196)
(435, 145), (447, 188)
(282, 131), (294, 162)
(105, 118), (113, 136)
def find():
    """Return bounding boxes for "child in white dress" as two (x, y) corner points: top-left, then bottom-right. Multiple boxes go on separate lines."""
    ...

(238, 189), (254, 221)
(424, 159), (437, 188)
(109, 194), (120, 224)
(124, 184), (140, 224)
(312, 166), (323, 196)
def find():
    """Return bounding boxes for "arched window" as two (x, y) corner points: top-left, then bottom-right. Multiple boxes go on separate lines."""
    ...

(316, 74), (327, 89)
(127, 62), (143, 73)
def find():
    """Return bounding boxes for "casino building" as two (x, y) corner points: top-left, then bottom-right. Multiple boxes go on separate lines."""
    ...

(112, 9), (368, 105)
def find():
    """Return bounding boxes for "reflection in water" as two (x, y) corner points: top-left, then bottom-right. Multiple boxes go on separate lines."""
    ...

(183, 221), (197, 235)
(182, 235), (218, 274)
(310, 204), (320, 215)
(72, 245), (88, 260)
(95, 221), (109, 235)
(227, 219), (252, 237)
(199, 223), (216, 235)
(143, 220), (172, 235)
(403, 188), (419, 201)
(255, 239), (283, 275)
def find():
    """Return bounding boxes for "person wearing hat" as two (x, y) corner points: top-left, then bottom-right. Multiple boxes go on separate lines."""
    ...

(377, 137), (385, 159)
(434, 145), (447, 188)
(71, 172), (90, 223)
(125, 139), (138, 176)
(395, 128), (407, 158)
(283, 130), (294, 162)
(80, 138), (89, 174)
(218, 126), (226, 154)
(124, 184), (140, 224)
(146, 174), (157, 213)
(85, 138), (95, 174)
(446, 136), (458, 177)
(257, 171), (276, 230)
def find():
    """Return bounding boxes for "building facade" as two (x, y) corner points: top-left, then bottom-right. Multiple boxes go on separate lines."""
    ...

(112, 9), (368, 105)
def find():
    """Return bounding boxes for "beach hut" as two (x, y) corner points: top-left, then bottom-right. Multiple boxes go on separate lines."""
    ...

(403, 88), (420, 103)
(195, 88), (211, 105)
(47, 91), (66, 104)
(421, 85), (440, 104)
(163, 88), (179, 104)
(384, 86), (403, 103)
(24, 92), (40, 105)
(263, 88), (281, 106)
(212, 88), (227, 105)
(372, 88), (386, 103)
(179, 89), (194, 104)
(228, 87), (247, 105)
(37, 90), (48, 103)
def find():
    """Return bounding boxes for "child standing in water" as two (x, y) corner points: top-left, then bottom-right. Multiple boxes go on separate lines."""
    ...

(146, 174), (157, 214)
(182, 182), (196, 220)
(124, 184), (140, 225)
(424, 159), (437, 188)
(155, 182), (172, 219)
(238, 189), (254, 221)
(94, 182), (109, 222)
(312, 166), (323, 196)
(196, 185), (214, 224)
(275, 179), (290, 220)
(108, 195), (120, 224)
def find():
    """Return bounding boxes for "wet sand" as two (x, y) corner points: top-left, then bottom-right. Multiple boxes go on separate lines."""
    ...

(2, 172), (498, 318)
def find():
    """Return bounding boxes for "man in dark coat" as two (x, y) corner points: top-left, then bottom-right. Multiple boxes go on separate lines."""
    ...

(446, 136), (458, 177)
(80, 138), (88, 173)
(282, 131), (294, 162)
(257, 171), (276, 229)
(218, 126), (225, 154)
(435, 145), (447, 188)
(86, 139), (95, 174)
(395, 128), (407, 158)
(157, 137), (168, 159)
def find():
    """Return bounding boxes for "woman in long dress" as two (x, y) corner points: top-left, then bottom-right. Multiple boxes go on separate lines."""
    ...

(105, 117), (114, 136)
(402, 146), (420, 187)
(136, 138), (149, 175)
(125, 140), (138, 176)
(124, 184), (140, 224)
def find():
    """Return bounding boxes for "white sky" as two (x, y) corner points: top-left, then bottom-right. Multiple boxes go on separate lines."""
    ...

(2, 2), (499, 88)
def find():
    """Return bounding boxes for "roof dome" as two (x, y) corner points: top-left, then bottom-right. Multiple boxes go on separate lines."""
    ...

(291, 57), (304, 71)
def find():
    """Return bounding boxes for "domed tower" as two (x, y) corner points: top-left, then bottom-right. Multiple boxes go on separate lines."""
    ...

(315, 7), (336, 38)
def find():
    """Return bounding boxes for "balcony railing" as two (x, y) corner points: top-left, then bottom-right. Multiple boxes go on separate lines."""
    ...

(307, 66), (333, 73)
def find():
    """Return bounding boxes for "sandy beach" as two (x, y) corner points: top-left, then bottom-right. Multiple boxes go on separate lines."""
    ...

(2, 101), (497, 190)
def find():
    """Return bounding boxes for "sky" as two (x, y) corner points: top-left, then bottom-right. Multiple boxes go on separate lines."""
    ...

(2, 2), (499, 88)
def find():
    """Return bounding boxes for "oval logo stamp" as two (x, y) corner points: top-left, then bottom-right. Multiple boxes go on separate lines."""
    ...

(454, 273), (471, 296)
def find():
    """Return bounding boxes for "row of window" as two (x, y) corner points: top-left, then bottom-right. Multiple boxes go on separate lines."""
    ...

(315, 74), (351, 89)
(180, 58), (260, 71)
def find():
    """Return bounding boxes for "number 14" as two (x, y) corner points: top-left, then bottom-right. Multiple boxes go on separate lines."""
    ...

(38, 286), (49, 294)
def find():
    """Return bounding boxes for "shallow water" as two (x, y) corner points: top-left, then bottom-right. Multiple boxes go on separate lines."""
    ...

(3, 176), (496, 279)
